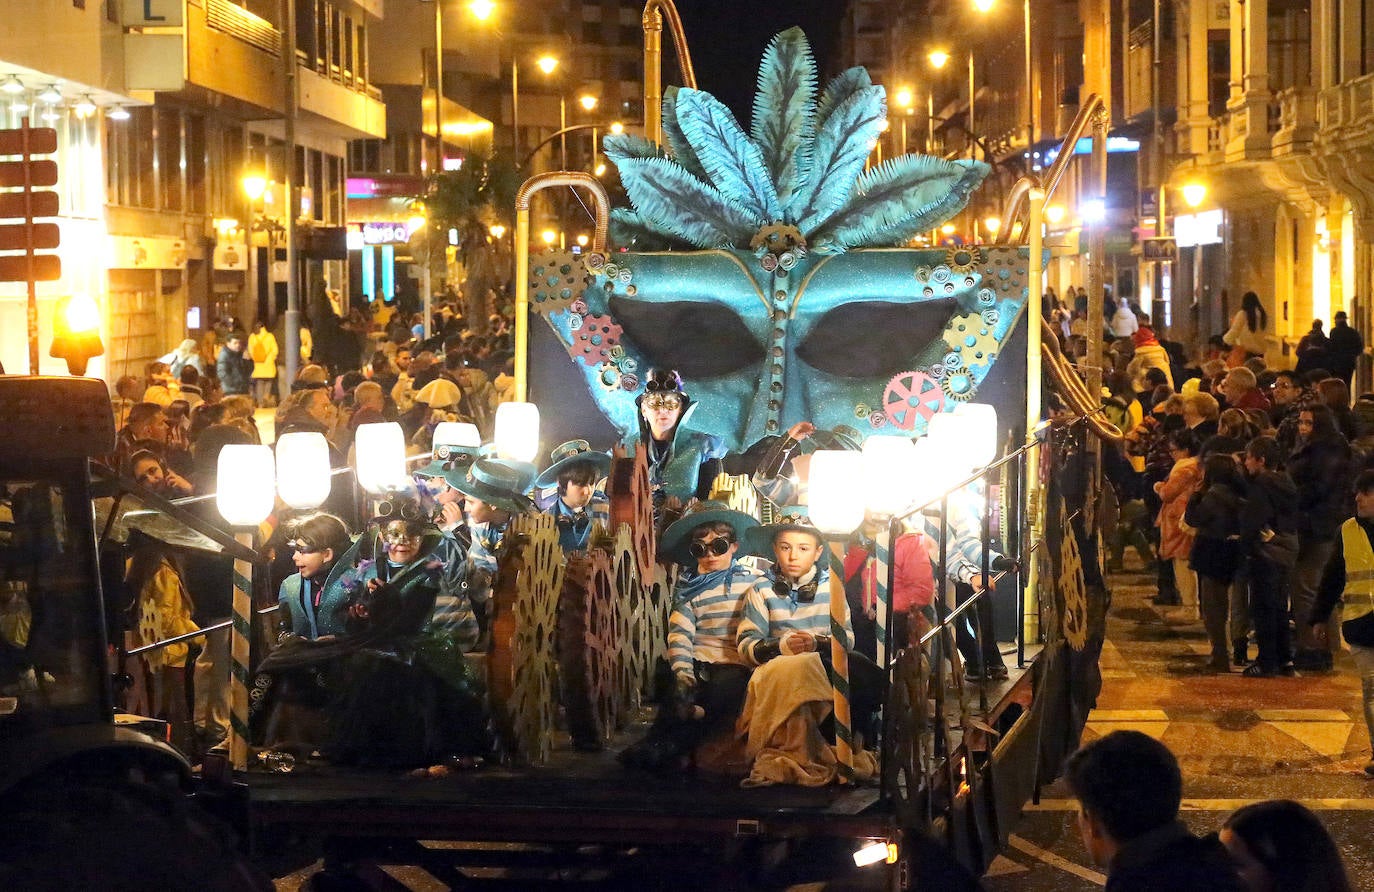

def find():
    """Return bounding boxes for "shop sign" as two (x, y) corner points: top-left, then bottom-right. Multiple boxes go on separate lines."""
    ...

(1141, 237), (1178, 262)
(359, 221), (412, 245)
(106, 234), (186, 269)
(214, 237), (246, 271)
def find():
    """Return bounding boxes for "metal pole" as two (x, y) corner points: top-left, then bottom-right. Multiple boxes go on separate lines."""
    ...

(560, 96), (567, 171)
(827, 540), (856, 780)
(229, 530), (253, 771)
(434, 0), (444, 172)
(1025, 188), (1045, 657)
(642, 2), (663, 146)
(282, 0), (300, 389)
(1085, 111), (1108, 414)
(927, 92), (936, 154)
(968, 52), (976, 161)
(1025, 0), (1034, 151)
(511, 58), (520, 156)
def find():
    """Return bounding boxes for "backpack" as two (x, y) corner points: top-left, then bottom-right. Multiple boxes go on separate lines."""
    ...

(250, 336), (267, 363)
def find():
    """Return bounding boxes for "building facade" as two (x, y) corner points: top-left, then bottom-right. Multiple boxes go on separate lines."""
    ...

(0, 0), (384, 381)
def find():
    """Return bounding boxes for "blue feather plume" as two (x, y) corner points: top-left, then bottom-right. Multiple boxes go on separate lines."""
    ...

(810, 157), (990, 252)
(616, 157), (762, 248)
(790, 84), (887, 233)
(674, 88), (782, 221)
(662, 87), (711, 183)
(813, 67), (873, 138)
(602, 132), (663, 165)
(750, 27), (816, 211)
(609, 208), (692, 251)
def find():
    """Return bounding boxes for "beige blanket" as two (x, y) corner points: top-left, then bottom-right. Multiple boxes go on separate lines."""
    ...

(736, 653), (877, 787)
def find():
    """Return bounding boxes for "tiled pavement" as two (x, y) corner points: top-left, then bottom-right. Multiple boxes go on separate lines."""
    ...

(984, 559), (1374, 889)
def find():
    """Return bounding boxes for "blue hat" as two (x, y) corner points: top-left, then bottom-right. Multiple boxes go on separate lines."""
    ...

(659, 500), (759, 566)
(533, 439), (612, 489)
(445, 458), (535, 515)
(460, 442), (538, 494)
(740, 516), (826, 559)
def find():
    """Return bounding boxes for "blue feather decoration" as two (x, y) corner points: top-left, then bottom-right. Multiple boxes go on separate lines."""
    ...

(609, 208), (692, 251)
(662, 87), (711, 184)
(791, 85), (887, 234)
(675, 88), (782, 221)
(616, 157), (762, 248)
(750, 27), (817, 212)
(602, 132), (664, 165)
(813, 67), (873, 139)
(810, 157), (990, 252)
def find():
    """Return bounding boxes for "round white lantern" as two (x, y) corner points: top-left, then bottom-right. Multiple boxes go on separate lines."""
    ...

(354, 422), (408, 495)
(275, 431), (332, 510)
(494, 402), (541, 463)
(216, 444), (276, 527)
(809, 450), (867, 535)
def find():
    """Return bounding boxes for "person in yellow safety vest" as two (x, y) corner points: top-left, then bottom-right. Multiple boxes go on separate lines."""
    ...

(1308, 468), (1374, 779)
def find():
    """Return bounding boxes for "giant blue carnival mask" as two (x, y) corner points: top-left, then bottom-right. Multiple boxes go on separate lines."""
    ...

(530, 28), (1031, 452)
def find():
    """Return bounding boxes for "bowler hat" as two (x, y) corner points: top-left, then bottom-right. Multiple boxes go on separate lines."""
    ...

(533, 439), (612, 489)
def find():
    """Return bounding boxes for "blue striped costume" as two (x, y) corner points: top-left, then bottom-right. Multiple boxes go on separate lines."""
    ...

(667, 561), (763, 683)
(737, 563), (853, 666)
(425, 534), (482, 651)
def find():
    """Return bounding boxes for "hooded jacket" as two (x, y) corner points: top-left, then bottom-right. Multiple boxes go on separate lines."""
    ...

(1289, 430), (1355, 541)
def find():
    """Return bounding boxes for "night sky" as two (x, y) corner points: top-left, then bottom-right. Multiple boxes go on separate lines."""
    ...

(671, 1), (845, 122)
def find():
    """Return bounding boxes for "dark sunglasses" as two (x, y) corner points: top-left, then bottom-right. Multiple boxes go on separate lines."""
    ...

(688, 537), (733, 558)
(286, 538), (321, 554)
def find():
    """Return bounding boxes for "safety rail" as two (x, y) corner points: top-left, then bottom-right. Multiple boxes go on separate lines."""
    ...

(879, 409), (1100, 828)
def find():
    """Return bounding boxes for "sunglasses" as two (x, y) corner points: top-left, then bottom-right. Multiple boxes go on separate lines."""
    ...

(688, 537), (733, 558)
(286, 538), (321, 554)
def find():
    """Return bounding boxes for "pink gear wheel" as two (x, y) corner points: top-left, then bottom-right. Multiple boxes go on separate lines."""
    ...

(571, 315), (624, 366)
(882, 370), (944, 431)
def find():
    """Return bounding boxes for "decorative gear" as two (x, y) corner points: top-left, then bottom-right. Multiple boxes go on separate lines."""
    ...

(868, 410), (888, 429)
(854, 403), (871, 419)
(927, 363), (947, 380)
(977, 287), (996, 306)
(608, 344), (625, 360)
(941, 313), (1001, 366)
(617, 268), (634, 284)
(620, 372), (640, 391)
(584, 253), (606, 272)
(572, 315), (624, 366)
(941, 366), (977, 401)
(946, 246), (983, 273)
(568, 313), (584, 331)
(760, 253), (779, 272)
(618, 356), (638, 373)
(750, 223), (808, 254)
(602, 263), (620, 279)
(597, 363), (622, 389)
(930, 265), (951, 284)
(778, 251), (798, 270)
(914, 265), (932, 282)
(882, 370), (944, 431)
(981, 308), (1000, 327)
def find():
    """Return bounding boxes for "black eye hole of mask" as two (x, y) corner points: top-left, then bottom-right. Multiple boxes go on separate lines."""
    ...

(608, 296), (764, 379)
(796, 298), (960, 379)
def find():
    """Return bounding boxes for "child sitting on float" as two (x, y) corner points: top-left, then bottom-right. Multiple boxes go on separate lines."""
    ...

(534, 439), (611, 553)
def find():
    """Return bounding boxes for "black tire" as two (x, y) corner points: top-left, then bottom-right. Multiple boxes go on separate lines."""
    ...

(0, 774), (272, 892)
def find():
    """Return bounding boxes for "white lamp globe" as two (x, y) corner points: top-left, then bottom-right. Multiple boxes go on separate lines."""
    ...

(354, 422), (408, 495)
(432, 421), (481, 449)
(862, 435), (917, 517)
(494, 402), (541, 463)
(216, 444), (276, 527)
(953, 402), (999, 468)
(809, 450), (867, 535)
(926, 411), (978, 477)
(275, 431), (332, 509)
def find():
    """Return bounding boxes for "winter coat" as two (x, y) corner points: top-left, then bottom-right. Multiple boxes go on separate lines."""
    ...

(1109, 305), (1138, 338)
(216, 345), (253, 395)
(1185, 480), (1246, 581)
(1241, 469), (1300, 565)
(1127, 342), (1173, 389)
(248, 329), (279, 379)
(1289, 430), (1355, 541)
(1326, 322), (1364, 378)
(1154, 456), (1202, 560)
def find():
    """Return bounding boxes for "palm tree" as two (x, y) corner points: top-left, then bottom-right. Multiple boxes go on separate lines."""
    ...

(421, 148), (522, 333)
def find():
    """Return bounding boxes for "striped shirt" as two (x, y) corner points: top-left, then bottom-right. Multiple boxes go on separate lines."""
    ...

(425, 534), (481, 651)
(737, 564), (853, 666)
(667, 562), (762, 681)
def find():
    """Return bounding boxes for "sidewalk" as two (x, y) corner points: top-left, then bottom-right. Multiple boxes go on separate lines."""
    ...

(985, 557), (1374, 888)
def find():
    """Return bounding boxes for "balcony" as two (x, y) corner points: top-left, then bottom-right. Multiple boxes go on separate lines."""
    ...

(1318, 72), (1374, 146)
(1271, 86), (1317, 157)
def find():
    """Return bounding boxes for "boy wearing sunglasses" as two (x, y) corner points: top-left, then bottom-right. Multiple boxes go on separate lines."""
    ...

(627, 502), (761, 769)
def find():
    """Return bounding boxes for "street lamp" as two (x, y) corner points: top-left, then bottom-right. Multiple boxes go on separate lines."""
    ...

(510, 51), (560, 156)
(579, 94), (598, 112)
(895, 87), (915, 155)
(1182, 182), (1207, 208)
(468, 0), (495, 18)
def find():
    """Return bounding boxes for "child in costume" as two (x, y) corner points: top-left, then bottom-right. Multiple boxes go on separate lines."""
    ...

(635, 369), (726, 522)
(535, 440), (611, 553)
(622, 502), (760, 770)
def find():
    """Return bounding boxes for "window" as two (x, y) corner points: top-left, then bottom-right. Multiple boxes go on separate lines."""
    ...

(132, 107), (155, 208)
(187, 114), (207, 215)
(1208, 33), (1230, 116)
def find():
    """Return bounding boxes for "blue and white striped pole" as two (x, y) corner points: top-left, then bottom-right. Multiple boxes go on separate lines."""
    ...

(229, 531), (253, 771)
(874, 525), (891, 667)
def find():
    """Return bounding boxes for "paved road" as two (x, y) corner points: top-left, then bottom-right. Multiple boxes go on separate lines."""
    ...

(984, 560), (1374, 889)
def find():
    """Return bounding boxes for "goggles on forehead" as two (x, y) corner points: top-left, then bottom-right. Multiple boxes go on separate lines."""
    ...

(644, 393), (684, 411)
(688, 536), (733, 558)
(375, 499), (424, 521)
(644, 369), (683, 393)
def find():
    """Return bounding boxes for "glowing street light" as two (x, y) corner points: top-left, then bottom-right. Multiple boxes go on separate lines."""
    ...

(241, 175), (267, 202)
(541, 229), (557, 245)
(928, 50), (950, 70)
(489, 223), (507, 239)
(895, 87), (914, 109)
(973, 0), (995, 12)
(468, 0), (495, 20)
(536, 55), (559, 75)
(1046, 204), (1066, 225)
(1182, 182), (1207, 208)
(984, 216), (1002, 236)
(579, 94), (598, 112)
(610, 121), (624, 135)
